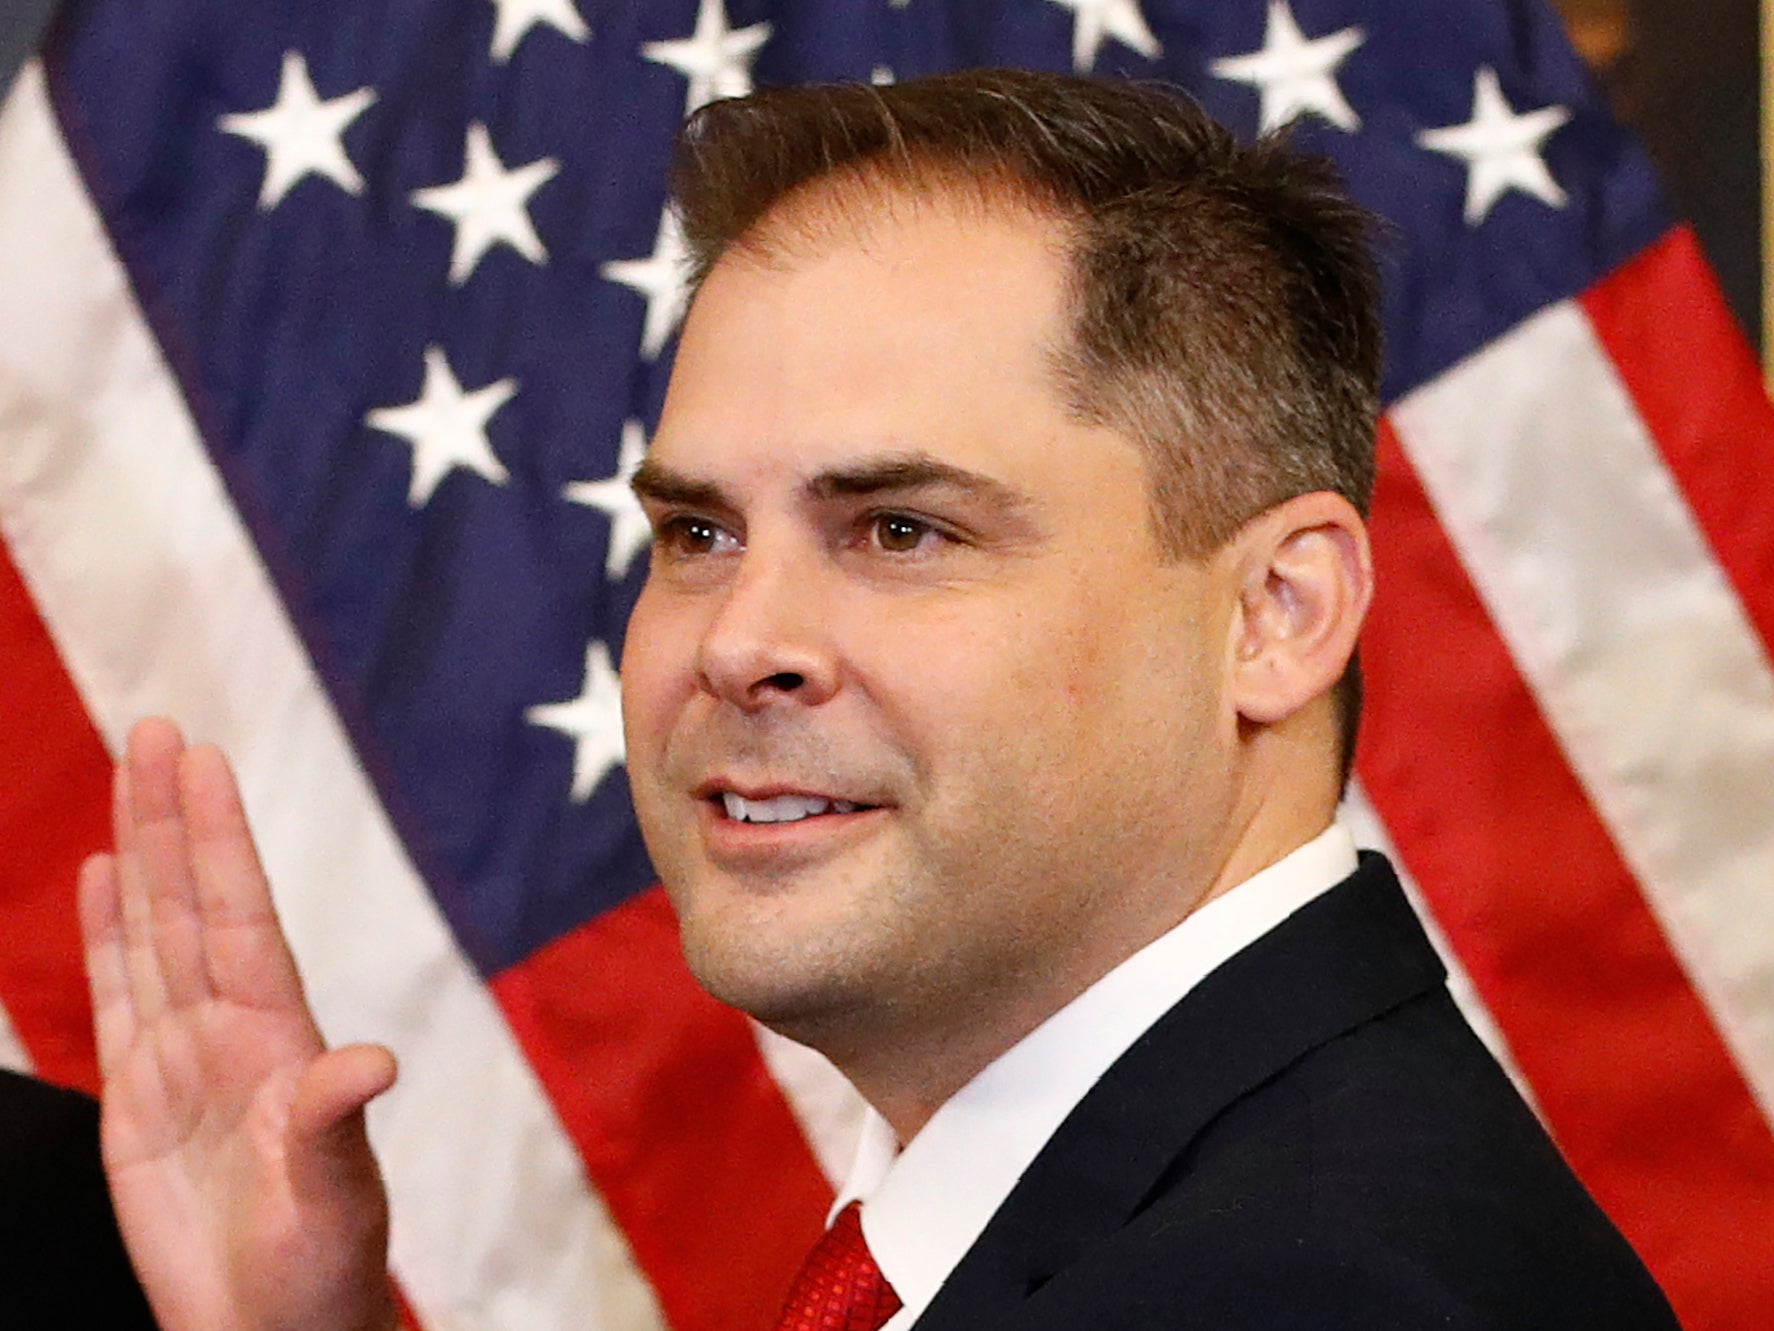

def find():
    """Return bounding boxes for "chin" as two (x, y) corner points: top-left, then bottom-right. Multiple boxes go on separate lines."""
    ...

(681, 925), (809, 1019)
(675, 909), (872, 1045)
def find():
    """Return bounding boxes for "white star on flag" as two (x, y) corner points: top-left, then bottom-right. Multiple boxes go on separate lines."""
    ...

(643, 0), (772, 117)
(488, 0), (590, 62)
(565, 419), (652, 579)
(1417, 66), (1571, 225)
(1211, 1), (1365, 133)
(217, 50), (376, 209)
(366, 346), (515, 506)
(527, 640), (627, 802)
(412, 123), (560, 285)
(1043, 0), (1160, 74)
(602, 208), (691, 360)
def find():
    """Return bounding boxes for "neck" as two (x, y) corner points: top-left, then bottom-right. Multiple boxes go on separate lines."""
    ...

(805, 741), (1344, 1143)
(837, 840), (1341, 1143)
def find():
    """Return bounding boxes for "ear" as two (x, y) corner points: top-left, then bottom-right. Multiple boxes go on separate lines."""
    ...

(1227, 492), (1373, 726)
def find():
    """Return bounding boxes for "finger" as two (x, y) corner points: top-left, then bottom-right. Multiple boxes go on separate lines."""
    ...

(77, 852), (136, 1081)
(179, 742), (313, 1022)
(289, 1043), (399, 1141)
(288, 1043), (402, 1331)
(119, 718), (210, 1010)
(286, 1043), (399, 1205)
(111, 747), (167, 1025)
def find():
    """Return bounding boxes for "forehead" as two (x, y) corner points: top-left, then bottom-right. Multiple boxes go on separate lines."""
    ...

(706, 180), (1073, 355)
(652, 186), (1090, 488)
(728, 164), (1067, 273)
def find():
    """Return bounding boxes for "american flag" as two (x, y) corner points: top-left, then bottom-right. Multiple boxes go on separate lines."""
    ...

(1, 0), (1770, 1327)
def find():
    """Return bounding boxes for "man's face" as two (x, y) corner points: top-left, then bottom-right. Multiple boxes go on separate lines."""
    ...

(621, 192), (1245, 1063)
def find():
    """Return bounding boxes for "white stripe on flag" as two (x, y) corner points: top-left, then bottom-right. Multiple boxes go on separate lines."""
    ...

(0, 63), (659, 1331)
(0, 999), (31, 1074)
(1339, 784), (1534, 1107)
(1389, 298), (1774, 1118)
(753, 1021), (869, 1187)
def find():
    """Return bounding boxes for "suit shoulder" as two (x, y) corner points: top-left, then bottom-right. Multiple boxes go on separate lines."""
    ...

(1018, 1184), (1676, 1330)
(1129, 990), (1679, 1329)
(1017, 1210), (1491, 1329)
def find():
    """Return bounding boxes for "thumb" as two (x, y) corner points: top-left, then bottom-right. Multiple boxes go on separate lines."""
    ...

(286, 1043), (398, 1205)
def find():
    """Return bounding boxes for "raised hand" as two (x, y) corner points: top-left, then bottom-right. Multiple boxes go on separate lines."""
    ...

(79, 718), (400, 1331)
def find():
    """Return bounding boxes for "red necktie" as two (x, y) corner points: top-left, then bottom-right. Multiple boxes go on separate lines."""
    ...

(773, 1201), (904, 1331)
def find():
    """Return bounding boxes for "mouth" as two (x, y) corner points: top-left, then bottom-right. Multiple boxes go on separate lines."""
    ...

(688, 781), (889, 872)
(691, 775), (886, 824)
(718, 792), (869, 824)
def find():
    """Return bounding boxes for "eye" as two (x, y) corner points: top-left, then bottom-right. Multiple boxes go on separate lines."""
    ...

(869, 513), (936, 553)
(654, 514), (735, 557)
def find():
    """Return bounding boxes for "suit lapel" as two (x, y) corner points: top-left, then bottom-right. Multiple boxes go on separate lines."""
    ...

(911, 854), (1447, 1328)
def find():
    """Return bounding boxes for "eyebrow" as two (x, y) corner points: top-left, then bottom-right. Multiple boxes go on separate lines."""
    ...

(631, 450), (1033, 517)
(630, 458), (727, 509)
(807, 452), (1030, 514)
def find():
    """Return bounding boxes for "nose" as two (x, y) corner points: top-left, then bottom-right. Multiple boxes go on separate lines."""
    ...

(695, 545), (839, 711)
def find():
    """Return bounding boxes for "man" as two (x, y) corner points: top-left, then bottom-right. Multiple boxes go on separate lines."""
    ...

(79, 71), (1676, 1329)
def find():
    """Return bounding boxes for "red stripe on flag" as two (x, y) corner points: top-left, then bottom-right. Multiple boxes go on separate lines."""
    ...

(0, 537), (111, 1090)
(1581, 227), (1774, 662)
(492, 888), (830, 1331)
(392, 1280), (423, 1330)
(1358, 419), (1774, 1330)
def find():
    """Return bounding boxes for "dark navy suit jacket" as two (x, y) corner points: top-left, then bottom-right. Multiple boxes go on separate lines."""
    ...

(913, 854), (1680, 1329)
(0, 1068), (157, 1330)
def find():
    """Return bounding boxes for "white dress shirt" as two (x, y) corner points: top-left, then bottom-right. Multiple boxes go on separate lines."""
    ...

(830, 824), (1360, 1330)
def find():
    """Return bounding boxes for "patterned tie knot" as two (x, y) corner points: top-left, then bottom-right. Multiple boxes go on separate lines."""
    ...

(773, 1201), (904, 1331)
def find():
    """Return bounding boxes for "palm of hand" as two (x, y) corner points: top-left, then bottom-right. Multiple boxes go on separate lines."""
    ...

(81, 720), (397, 1331)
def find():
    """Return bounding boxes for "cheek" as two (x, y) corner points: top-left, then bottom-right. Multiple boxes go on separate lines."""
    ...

(877, 599), (1117, 823)
(852, 603), (1060, 762)
(1008, 596), (1222, 809)
(619, 596), (697, 754)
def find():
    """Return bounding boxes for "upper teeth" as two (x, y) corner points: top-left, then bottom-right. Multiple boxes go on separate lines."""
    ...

(723, 793), (858, 823)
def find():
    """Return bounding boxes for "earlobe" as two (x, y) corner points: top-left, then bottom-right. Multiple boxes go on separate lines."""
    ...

(1230, 493), (1373, 726)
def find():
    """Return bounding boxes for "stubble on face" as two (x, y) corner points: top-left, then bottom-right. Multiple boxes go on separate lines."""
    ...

(619, 189), (1245, 1113)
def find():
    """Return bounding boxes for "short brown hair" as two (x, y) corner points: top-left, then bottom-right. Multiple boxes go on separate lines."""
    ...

(669, 68), (1381, 776)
